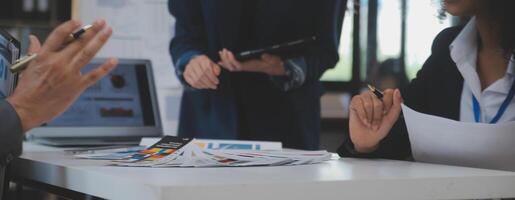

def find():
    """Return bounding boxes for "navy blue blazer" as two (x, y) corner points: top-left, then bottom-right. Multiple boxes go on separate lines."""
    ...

(169, 0), (346, 150)
(338, 26), (465, 159)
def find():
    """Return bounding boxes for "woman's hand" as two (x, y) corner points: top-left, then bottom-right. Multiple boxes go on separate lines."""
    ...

(183, 55), (221, 89)
(348, 89), (403, 153)
(218, 49), (285, 76)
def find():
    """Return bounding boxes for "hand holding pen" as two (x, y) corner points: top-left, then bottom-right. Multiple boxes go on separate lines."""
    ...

(6, 19), (118, 132)
(347, 85), (403, 153)
(10, 25), (93, 73)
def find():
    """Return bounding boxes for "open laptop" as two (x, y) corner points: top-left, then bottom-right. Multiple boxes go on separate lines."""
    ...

(26, 59), (162, 146)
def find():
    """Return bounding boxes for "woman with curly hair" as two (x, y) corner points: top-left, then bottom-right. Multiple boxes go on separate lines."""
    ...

(338, 0), (515, 164)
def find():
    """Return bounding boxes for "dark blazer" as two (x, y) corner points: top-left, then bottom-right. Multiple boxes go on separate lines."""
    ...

(338, 26), (465, 159)
(0, 100), (24, 197)
(169, 0), (346, 150)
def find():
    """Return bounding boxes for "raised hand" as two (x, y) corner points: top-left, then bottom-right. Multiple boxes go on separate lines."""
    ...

(7, 19), (118, 132)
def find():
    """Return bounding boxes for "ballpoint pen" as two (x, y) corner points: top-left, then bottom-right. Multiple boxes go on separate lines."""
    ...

(367, 84), (384, 99)
(9, 24), (93, 73)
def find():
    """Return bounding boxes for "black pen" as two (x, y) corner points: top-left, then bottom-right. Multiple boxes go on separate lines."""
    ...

(367, 84), (384, 99)
(10, 24), (93, 73)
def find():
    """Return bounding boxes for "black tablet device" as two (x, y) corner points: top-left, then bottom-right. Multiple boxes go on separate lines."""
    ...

(235, 36), (316, 61)
(0, 29), (20, 98)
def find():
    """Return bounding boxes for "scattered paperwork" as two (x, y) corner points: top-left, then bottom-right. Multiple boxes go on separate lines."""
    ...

(75, 136), (331, 167)
(140, 137), (282, 150)
(402, 104), (515, 171)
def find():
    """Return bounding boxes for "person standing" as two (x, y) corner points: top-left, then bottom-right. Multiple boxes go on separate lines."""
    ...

(0, 19), (117, 195)
(168, 0), (346, 150)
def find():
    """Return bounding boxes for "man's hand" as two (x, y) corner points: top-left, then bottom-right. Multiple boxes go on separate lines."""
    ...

(348, 89), (403, 153)
(183, 55), (221, 89)
(218, 49), (286, 76)
(6, 19), (118, 132)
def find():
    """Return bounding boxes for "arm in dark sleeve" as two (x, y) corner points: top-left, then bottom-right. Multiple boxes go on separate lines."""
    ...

(0, 100), (23, 165)
(337, 27), (456, 160)
(270, 0), (346, 91)
(168, 0), (206, 87)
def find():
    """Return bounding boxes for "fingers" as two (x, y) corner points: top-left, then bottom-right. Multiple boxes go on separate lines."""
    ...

(362, 92), (375, 126)
(204, 65), (220, 88)
(212, 64), (221, 76)
(70, 25), (113, 71)
(350, 96), (370, 127)
(81, 58), (118, 88)
(184, 61), (202, 88)
(218, 49), (232, 70)
(62, 19), (106, 57)
(350, 89), (397, 130)
(371, 93), (384, 131)
(42, 20), (82, 52)
(190, 62), (211, 89)
(384, 89), (403, 123)
(28, 35), (42, 55)
(382, 89), (394, 114)
(199, 60), (219, 89)
(219, 49), (242, 71)
(226, 50), (243, 70)
(261, 53), (279, 63)
(184, 56), (219, 89)
(261, 53), (273, 62)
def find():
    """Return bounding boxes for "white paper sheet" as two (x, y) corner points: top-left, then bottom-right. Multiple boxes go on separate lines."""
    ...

(402, 104), (515, 171)
(77, 0), (179, 88)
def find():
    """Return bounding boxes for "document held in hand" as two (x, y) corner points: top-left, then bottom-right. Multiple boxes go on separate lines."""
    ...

(402, 104), (515, 171)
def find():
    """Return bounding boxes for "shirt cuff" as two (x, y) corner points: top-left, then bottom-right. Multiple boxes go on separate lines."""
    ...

(269, 57), (307, 91)
(175, 50), (203, 88)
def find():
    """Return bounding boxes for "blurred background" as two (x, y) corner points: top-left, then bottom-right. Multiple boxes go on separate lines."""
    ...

(0, 0), (460, 199)
(0, 0), (459, 157)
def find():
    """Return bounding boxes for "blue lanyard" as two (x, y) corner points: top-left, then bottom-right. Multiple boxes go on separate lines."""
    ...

(472, 79), (515, 123)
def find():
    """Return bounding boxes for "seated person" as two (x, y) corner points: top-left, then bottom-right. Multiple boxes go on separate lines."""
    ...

(338, 0), (514, 159)
(1, 19), (117, 167)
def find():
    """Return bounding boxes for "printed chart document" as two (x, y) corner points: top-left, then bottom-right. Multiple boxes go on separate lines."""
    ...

(140, 137), (282, 150)
(402, 104), (515, 171)
(75, 136), (331, 167)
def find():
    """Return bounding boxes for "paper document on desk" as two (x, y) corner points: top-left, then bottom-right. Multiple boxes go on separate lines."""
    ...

(402, 104), (515, 171)
(109, 136), (331, 167)
(140, 137), (282, 150)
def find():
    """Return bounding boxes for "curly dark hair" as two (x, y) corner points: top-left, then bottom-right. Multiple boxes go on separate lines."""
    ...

(439, 0), (515, 57)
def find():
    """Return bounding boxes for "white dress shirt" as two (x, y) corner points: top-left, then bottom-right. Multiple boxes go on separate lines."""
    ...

(450, 17), (515, 123)
(449, 17), (515, 123)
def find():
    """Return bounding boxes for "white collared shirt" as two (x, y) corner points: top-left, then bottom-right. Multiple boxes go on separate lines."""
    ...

(450, 17), (515, 123)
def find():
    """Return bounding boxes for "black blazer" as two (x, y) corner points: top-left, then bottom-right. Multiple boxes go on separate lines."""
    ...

(0, 100), (23, 197)
(337, 26), (465, 159)
(169, 0), (346, 150)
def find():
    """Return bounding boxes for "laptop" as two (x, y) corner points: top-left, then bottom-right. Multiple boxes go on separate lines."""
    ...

(26, 58), (162, 147)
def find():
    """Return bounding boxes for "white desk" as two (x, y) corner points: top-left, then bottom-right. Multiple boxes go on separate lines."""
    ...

(10, 142), (515, 200)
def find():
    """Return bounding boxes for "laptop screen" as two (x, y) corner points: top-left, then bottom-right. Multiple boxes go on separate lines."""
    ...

(45, 61), (156, 127)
